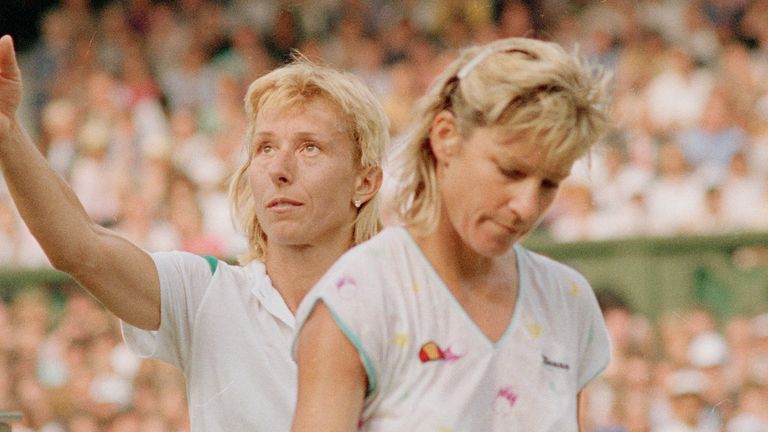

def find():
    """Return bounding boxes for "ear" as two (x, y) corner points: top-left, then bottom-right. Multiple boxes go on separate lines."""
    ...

(353, 165), (383, 207)
(428, 110), (462, 165)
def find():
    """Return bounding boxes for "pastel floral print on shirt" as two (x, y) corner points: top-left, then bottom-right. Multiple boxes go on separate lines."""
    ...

(391, 333), (409, 347)
(526, 321), (542, 339)
(492, 386), (519, 416)
(335, 275), (357, 299)
(567, 281), (582, 296)
(418, 341), (463, 363)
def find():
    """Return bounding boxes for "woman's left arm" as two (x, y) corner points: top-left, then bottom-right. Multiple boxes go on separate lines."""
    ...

(291, 302), (367, 432)
(577, 390), (587, 432)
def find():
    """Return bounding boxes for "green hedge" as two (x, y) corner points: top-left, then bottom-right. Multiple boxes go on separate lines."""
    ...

(525, 231), (768, 320)
(2, 232), (768, 320)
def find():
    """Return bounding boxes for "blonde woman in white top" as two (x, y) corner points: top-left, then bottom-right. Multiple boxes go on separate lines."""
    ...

(292, 37), (612, 431)
(0, 34), (388, 431)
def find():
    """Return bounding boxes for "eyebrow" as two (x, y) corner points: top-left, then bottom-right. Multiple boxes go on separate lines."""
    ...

(252, 131), (330, 141)
(499, 158), (570, 181)
(293, 131), (329, 141)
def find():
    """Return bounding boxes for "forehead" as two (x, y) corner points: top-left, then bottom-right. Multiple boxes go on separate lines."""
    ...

(254, 97), (349, 137)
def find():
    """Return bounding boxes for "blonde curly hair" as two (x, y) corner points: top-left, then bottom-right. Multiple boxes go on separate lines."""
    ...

(393, 37), (611, 233)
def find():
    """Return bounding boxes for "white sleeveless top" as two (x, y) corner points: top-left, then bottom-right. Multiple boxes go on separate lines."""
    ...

(295, 227), (610, 431)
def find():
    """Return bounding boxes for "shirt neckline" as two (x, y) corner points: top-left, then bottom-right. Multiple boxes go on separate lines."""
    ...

(395, 226), (526, 349)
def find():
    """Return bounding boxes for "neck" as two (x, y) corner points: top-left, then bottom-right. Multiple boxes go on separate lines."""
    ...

(409, 214), (517, 294)
(264, 233), (353, 313)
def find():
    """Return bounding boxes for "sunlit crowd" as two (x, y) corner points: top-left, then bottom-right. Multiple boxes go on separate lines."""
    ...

(1, 0), (768, 430)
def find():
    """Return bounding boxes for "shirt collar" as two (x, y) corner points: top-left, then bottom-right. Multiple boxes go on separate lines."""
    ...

(248, 261), (296, 328)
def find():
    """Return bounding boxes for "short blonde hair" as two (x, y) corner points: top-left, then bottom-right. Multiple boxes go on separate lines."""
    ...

(394, 37), (611, 232)
(229, 59), (390, 264)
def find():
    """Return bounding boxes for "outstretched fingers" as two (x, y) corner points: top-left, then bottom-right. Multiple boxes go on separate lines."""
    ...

(0, 34), (22, 124)
(0, 35), (20, 81)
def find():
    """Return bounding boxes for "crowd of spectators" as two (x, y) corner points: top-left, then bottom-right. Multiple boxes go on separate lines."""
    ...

(3, 281), (768, 431)
(592, 292), (768, 432)
(1, 0), (768, 430)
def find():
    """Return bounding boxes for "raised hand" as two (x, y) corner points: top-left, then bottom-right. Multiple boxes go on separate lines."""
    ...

(0, 34), (161, 331)
(0, 35), (22, 139)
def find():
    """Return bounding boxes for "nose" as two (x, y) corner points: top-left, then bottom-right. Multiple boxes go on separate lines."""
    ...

(507, 180), (543, 224)
(267, 148), (295, 186)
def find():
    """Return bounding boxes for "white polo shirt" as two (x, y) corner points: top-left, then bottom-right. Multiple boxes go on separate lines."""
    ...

(122, 252), (296, 432)
(295, 227), (611, 431)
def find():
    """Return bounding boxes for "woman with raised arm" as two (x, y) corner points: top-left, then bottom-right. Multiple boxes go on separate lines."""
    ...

(0, 34), (388, 431)
(292, 37), (612, 431)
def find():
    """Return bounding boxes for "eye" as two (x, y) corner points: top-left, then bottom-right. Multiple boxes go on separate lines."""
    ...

(541, 179), (560, 190)
(256, 142), (274, 155)
(302, 142), (320, 154)
(499, 166), (526, 180)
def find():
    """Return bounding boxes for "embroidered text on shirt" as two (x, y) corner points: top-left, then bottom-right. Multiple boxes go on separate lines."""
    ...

(542, 354), (570, 370)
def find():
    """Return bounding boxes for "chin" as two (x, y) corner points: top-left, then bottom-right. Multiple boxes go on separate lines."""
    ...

(456, 227), (513, 258)
(265, 227), (307, 245)
(470, 238), (515, 258)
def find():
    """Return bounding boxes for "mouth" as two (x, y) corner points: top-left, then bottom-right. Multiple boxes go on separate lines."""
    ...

(266, 197), (304, 210)
(494, 220), (520, 236)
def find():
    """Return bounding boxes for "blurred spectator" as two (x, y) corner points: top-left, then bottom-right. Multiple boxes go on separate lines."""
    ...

(548, 180), (611, 242)
(719, 151), (766, 231)
(726, 382), (768, 432)
(40, 98), (78, 177)
(381, 60), (419, 137)
(69, 119), (122, 226)
(689, 186), (729, 234)
(24, 9), (79, 127)
(496, 0), (536, 38)
(654, 368), (719, 432)
(677, 87), (747, 183)
(643, 46), (714, 135)
(265, 7), (304, 64)
(645, 141), (707, 236)
(211, 25), (273, 89)
(159, 42), (217, 113)
(687, 332), (732, 421)
(113, 190), (178, 265)
(166, 173), (225, 257)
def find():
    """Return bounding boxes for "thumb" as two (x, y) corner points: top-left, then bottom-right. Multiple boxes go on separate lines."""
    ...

(0, 35), (21, 81)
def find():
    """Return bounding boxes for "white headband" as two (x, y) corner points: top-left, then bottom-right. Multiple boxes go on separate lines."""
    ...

(457, 46), (533, 80)
(456, 46), (496, 80)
